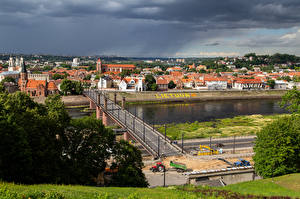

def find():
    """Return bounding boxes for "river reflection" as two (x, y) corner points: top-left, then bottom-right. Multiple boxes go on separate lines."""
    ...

(127, 99), (288, 124)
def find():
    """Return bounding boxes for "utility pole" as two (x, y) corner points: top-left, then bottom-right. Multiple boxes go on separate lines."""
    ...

(158, 136), (160, 157)
(233, 135), (236, 154)
(209, 136), (212, 155)
(164, 124), (167, 142)
(181, 133), (184, 153)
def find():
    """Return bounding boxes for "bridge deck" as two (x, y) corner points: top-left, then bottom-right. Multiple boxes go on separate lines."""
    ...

(84, 90), (183, 157)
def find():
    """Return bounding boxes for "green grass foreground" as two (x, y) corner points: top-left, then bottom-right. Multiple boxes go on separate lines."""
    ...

(223, 173), (300, 198)
(157, 114), (290, 140)
(1, 173), (300, 199)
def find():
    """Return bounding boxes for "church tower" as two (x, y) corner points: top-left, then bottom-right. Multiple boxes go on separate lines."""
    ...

(20, 61), (27, 92)
(96, 58), (103, 73)
(8, 57), (15, 71)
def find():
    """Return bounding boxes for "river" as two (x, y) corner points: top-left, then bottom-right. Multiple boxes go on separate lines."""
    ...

(126, 99), (288, 124)
(67, 99), (288, 124)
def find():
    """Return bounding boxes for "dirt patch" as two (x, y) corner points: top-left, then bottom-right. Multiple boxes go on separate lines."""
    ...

(144, 155), (253, 171)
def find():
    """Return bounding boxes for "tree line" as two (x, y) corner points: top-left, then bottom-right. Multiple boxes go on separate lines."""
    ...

(0, 88), (148, 187)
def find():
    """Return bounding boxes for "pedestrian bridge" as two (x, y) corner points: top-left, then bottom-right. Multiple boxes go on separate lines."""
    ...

(83, 89), (183, 157)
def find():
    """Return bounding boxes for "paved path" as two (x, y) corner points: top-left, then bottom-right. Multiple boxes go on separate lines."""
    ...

(84, 90), (183, 157)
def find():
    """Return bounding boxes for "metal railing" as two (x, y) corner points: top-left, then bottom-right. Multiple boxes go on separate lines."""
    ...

(84, 89), (183, 157)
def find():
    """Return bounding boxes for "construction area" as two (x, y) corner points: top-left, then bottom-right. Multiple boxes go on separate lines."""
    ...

(142, 141), (255, 187)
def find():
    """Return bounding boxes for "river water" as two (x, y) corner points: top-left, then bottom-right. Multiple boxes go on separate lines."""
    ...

(67, 99), (288, 124)
(127, 99), (288, 124)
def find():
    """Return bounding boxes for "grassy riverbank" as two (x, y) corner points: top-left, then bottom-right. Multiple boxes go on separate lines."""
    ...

(1, 173), (300, 199)
(157, 114), (289, 140)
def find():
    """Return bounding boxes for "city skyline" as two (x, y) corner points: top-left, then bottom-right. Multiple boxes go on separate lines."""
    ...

(1, 0), (300, 57)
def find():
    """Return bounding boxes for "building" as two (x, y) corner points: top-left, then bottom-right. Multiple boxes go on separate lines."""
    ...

(19, 61), (59, 97)
(8, 57), (24, 72)
(96, 58), (136, 73)
(98, 76), (113, 89)
(232, 79), (264, 90)
(0, 71), (20, 82)
(72, 58), (80, 67)
(119, 76), (145, 92)
(156, 77), (169, 91)
(205, 77), (228, 90)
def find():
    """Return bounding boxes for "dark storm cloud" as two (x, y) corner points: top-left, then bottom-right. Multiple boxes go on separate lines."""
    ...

(3, 0), (300, 29)
(1, 0), (300, 56)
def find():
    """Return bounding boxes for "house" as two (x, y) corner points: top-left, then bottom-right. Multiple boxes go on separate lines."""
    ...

(274, 80), (288, 90)
(204, 77), (227, 90)
(166, 67), (182, 72)
(98, 76), (113, 89)
(196, 65), (207, 71)
(119, 76), (146, 92)
(232, 79), (264, 90)
(194, 79), (206, 90)
(181, 78), (194, 88)
(156, 77), (168, 91)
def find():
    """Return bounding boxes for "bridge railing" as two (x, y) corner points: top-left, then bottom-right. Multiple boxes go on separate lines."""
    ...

(84, 89), (182, 156)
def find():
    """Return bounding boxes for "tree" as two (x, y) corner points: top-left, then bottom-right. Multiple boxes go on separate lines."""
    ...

(145, 74), (157, 91)
(60, 79), (83, 95)
(52, 73), (66, 80)
(0, 92), (63, 184)
(1, 76), (15, 83)
(253, 115), (300, 178)
(168, 80), (176, 89)
(111, 140), (148, 187)
(62, 117), (115, 185)
(280, 87), (300, 113)
(267, 80), (275, 89)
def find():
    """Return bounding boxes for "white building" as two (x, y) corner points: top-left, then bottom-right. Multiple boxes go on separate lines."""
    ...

(72, 58), (80, 67)
(0, 71), (20, 82)
(274, 80), (288, 90)
(205, 78), (227, 90)
(119, 76), (146, 92)
(98, 76), (113, 89)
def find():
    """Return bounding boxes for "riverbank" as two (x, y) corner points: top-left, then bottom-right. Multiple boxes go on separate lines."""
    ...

(108, 90), (287, 105)
(33, 95), (90, 107)
(32, 90), (287, 106)
(156, 114), (289, 140)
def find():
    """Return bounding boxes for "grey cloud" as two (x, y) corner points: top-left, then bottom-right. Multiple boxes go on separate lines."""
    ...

(1, 0), (300, 56)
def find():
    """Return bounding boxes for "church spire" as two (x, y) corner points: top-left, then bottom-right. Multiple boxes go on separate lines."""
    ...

(20, 59), (27, 73)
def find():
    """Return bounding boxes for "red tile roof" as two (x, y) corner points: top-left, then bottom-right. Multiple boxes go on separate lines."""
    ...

(26, 80), (46, 89)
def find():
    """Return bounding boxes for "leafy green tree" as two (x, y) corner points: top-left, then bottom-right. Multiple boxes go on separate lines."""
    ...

(62, 117), (115, 185)
(168, 80), (176, 89)
(267, 80), (275, 89)
(119, 70), (132, 78)
(1, 76), (15, 83)
(111, 140), (148, 187)
(145, 74), (157, 91)
(280, 87), (300, 113)
(253, 115), (300, 178)
(43, 65), (53, 71)
(52, 73), (65, 80)
(60, 79), (83, 95)
(0, 92), (62, 183)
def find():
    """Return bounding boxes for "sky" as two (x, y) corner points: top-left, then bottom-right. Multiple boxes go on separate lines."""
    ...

(1, 0), (300, 57)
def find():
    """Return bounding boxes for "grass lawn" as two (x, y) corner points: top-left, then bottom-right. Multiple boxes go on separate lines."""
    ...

(223, 173), (300, 198)
(0, 184), (201, 199)
(2, 173), (300, 199)
(157, 114), (289, 140)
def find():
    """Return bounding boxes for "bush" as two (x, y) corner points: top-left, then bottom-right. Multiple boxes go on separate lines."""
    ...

(253, 115), (300, 178)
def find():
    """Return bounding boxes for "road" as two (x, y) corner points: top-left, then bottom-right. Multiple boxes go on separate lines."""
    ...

(181, 137), (255, 153)
(137, 136), (255, 156)
(144, 171), (188, 187)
